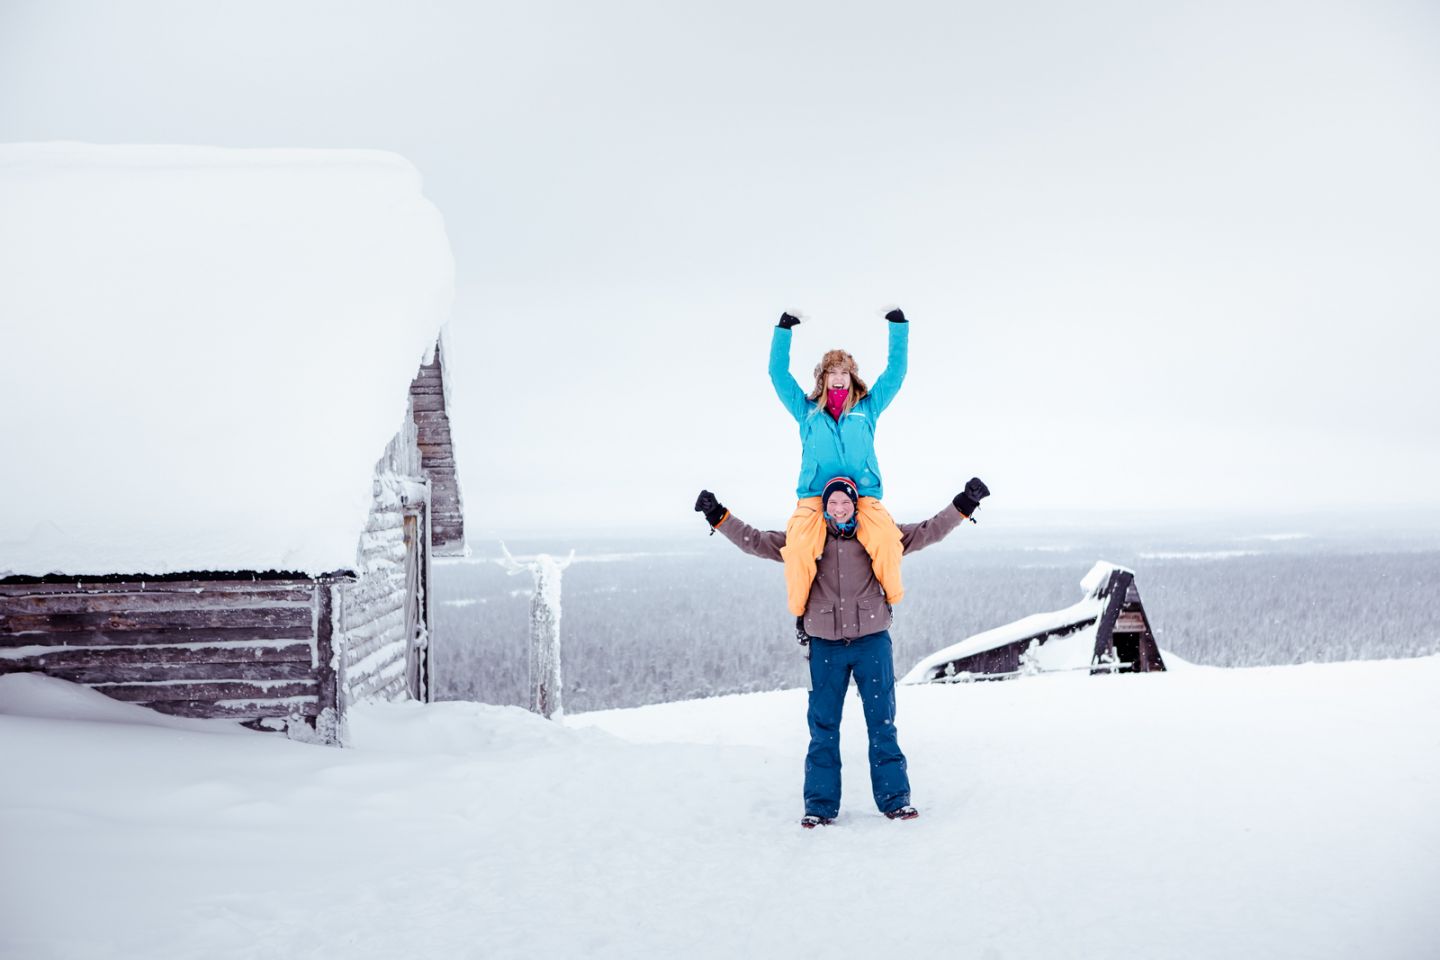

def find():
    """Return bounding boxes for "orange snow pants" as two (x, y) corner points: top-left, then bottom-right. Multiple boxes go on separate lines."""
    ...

(780, 496), (904, 616)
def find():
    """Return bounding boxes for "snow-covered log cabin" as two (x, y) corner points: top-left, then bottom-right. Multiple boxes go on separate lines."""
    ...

(902, 562), (1166, 683)
(0, 143), (465, 743)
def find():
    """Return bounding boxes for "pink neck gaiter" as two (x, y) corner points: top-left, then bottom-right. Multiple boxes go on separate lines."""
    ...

(826, 387), (849, 420)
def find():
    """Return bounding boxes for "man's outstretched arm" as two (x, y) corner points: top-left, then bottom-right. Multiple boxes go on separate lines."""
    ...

(694, 489), (785, 561)
(899, 477), (991, 554)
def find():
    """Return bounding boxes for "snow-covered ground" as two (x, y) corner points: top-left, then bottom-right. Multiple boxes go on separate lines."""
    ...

(2, 656), (1437, 959)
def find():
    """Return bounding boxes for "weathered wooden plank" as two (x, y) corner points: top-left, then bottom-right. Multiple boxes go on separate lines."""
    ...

(0, 627), (313, 649)
(347, 612), (406, 650)
(352, 661), (407, 703)
(345, 578), (405, 606)
(0, 642), (314, 668)
(146, 699), (321, 719)
(96, 680), (316, 702)
(1140, 632), (1167, 672)
(316, 584), (338, 722)
(948, 645), (1021, 679)
(0, 589), (314, 616)
(1113, 611), (1148, 633)
(346, 630), (406, 665)
(0, 581), (316, 600)
(345, 600), (406, 633)
(36, 661), (317, 685)
(2, 606), (315, 635)
(346, 629), (406, 669)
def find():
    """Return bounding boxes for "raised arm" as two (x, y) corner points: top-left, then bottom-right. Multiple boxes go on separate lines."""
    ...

(695, 489), (784, 561)
(769, 315), (811, 423)
(865, 310), (909, 414)
(899, 477), (990, 554)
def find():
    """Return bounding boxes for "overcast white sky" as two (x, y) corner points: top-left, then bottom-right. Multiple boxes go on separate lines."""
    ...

(3, 0), (1437, 535)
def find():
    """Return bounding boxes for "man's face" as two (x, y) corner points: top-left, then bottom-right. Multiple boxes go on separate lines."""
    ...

(826, 366), (852, 391)
(826, 491), (855, 523)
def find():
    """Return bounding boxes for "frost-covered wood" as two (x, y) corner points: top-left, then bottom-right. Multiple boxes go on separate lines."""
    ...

(332, 407), (432, 712)
(409, 344), (465, 556)
(0, 577), (327, 728)
(498, 545), (573, 720)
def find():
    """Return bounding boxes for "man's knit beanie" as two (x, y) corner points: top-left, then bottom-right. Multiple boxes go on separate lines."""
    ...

(822, 476), (859, 509)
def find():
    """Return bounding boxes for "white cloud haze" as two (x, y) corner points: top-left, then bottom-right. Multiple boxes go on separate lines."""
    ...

(3, 0), (1437, 535)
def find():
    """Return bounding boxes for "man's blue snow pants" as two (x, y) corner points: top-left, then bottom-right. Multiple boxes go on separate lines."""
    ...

(804, 629), (910, 818)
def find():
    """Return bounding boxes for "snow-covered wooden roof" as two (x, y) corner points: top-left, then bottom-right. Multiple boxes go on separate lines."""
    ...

(901, 561), (1129, 682)
(0, 142), (456, 576)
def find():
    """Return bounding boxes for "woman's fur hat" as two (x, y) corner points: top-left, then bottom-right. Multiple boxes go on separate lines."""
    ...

(806, 349), (869, 402)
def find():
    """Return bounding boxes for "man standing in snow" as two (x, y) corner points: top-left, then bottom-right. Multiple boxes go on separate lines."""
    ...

(694, 476), (990, 828)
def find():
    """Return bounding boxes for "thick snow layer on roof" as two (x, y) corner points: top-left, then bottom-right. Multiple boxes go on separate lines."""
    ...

(0, 143), (454, 576)
(900, 596), (1104, 683)
(900, 561), (1131, 682)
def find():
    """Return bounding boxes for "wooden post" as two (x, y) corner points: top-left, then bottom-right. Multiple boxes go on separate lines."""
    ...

(497, 544), (575, 720)
(314, 579), (340, 744)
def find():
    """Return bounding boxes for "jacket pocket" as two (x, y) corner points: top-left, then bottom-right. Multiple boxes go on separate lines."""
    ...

(805, 602), (835, 639)
(857, 595), (887, 634)
(860, 453), (883, 490)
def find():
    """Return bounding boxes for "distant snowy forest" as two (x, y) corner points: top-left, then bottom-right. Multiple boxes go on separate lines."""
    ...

(434, 524), (1440, 712)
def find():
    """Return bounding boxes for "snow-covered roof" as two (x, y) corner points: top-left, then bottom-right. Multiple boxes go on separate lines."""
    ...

(901, 561), (1131, 682)
(0, 143), (455, 577)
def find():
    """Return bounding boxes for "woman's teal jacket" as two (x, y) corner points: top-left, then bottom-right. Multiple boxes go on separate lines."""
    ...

(769, 322), (908, 499)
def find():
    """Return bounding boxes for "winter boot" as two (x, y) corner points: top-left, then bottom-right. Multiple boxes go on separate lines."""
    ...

(800, 814), (835, 829)
(884, 805), (919, 821)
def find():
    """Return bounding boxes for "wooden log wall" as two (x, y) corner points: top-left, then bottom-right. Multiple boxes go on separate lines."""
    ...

(0, 578), (327, 724)
(335, 418), (424, 707)
(409, 342), (465, 556)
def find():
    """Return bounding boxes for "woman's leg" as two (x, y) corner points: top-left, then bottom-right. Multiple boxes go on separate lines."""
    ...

(781, 497), (825, 616)
(855, 497), (905, 605)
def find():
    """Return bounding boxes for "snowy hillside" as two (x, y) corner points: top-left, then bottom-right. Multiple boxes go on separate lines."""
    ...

(2, 656), (1437, 959)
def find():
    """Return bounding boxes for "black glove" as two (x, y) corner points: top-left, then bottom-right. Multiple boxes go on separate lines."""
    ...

(796, 615), (810, 645)
(694, 489), (728, 527)
(885, 308), (907, 323)
(953, 477), (990, 518)
(777, 312), (801, 329)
